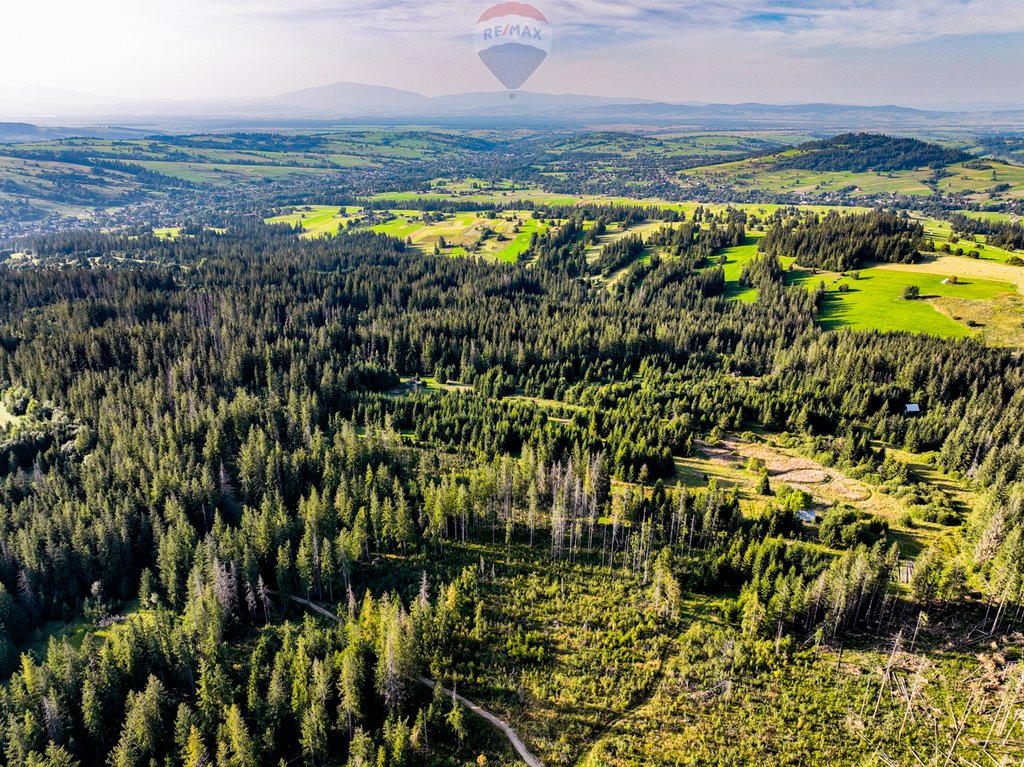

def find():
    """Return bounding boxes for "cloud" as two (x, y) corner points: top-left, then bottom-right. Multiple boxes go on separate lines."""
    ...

(171, 0), (1024, 56)
(555, 0), (1024, 49)
(2, 0), (1024, 103)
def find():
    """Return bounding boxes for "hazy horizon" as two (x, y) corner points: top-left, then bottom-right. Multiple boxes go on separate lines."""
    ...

(5, 0), (1024, 112)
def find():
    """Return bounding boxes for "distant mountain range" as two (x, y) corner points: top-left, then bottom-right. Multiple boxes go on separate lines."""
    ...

(3, 81), (1024, 134)
(0, 82), (654, 122)
(0, 122), (152, 142)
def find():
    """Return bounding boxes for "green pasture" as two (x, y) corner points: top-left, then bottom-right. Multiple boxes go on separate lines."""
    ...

(799, 268), (1015, 336)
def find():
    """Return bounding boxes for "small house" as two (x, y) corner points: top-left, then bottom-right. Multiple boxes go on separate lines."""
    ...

(904, 404), (921, 415)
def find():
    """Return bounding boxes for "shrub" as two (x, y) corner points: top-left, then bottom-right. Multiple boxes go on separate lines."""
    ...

(818, 507), (888, 549)
(775, 484), (813, 512)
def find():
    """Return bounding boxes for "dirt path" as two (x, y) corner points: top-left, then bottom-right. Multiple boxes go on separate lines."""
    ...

(419, 678), (544, 767)
(278, 592), (544, 767)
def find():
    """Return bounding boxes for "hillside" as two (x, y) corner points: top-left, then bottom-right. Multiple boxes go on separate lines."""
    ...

(776, 132), (971, 172)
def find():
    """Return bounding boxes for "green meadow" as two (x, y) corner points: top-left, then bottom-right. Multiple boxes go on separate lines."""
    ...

(152, 227), (183, 240)
(912, 214), (1024, 264)
(265, 205), (364, 237)
(708, 232), (1019, 337)
(266, 205), (553, 263)
(713, 235), (772, 302)
(796, 267), (1015, 336)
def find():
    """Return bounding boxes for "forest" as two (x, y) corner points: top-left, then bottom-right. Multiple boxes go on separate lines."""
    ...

(0, 123), (1022, 767)
(775, 133), (972, 173)
(0, 196), (1021, 766)
(758, 209), (926, 272)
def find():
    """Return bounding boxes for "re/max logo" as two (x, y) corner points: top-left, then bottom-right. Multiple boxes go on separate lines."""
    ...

(482, 24), (544, 41)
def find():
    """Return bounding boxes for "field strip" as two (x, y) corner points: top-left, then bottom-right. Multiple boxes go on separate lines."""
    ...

(277, 592), (544, 766)
(871, 256), (1024, 295)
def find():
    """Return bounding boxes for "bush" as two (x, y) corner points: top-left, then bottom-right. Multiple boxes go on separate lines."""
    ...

(755, 472), (771, 496)
(818, 507), (888, 549)
(775, 484), (813, 512)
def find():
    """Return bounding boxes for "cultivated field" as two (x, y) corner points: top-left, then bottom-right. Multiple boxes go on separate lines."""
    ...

(266, 205), (557, 263)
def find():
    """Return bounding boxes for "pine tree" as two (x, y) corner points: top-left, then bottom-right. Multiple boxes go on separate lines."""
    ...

(338, 643), (364, 736)
(108, 675), (165, 767)
(216, 705), (257, 767)
(183, 726), (210, 767)
(347, 728), (374, 767)
(446, 693), (466, 748)
(300, 659), (330, 763)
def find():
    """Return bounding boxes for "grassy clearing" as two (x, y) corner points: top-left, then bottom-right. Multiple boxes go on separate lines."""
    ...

(912, 214), (1024, 264)
(16, 601), (157, 662)
(825, 268), (1014, 335)
(782, 265), (1015, 337)
(708, 219), (1023, 341)
(707, 234), (785, 303)
(670, 432), (969, 561)
(930, 294), (1024, 347)
(265, 205), (554, 263)
(587, 221), (667, 288)
(265, 205), (363, 237)
(490, 218), (547, 263)
(874, 255), (1024, 293)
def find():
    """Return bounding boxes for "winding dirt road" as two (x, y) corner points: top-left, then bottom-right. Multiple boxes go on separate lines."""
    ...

(418, 677), (543, 767)
(277, 592), (544, 766)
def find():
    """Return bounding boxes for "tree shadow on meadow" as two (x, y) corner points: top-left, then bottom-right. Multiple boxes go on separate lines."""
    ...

(816, 287), (857, 331)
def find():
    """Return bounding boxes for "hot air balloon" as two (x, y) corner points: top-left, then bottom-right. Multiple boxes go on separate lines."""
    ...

(474, 2), (551, 98)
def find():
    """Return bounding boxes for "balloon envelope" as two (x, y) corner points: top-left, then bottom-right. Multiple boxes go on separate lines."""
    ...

(474, 2), (551, 92)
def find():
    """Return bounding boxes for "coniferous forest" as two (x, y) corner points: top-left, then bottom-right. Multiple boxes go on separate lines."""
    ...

(0, 135), (1023, 767)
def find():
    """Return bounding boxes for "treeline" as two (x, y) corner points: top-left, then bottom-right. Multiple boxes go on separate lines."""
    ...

(947, 212), (1024, 251)
(593, 233), (644, 276)
(759, 209), (924, 271)
(647, 213), (746, 261)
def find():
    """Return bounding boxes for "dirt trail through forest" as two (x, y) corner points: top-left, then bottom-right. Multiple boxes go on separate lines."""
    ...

(278, 592), (545, 766)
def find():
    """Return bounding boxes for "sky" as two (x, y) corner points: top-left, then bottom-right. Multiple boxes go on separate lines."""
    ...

(4, 0), (1024, 108)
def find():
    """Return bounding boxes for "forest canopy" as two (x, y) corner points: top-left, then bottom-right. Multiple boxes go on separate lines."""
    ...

(776, 133), (971, 173)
